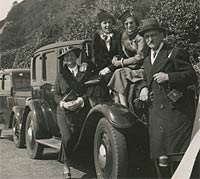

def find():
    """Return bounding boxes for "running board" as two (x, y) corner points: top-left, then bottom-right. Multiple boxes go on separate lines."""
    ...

(36, 137), (61, 150)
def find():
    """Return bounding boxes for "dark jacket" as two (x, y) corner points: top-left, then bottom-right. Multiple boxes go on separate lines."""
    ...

(54, 65), (91, 162)
(143, 43), (197, 159)
(54, 65), (89, 105)
(92, 29), (120, 72)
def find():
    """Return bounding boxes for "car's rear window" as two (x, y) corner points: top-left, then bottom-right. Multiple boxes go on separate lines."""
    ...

(13, 72), (31, 91)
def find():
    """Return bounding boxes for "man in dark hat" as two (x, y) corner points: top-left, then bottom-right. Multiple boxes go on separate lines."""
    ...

(54, 47), (91, 179)
(139, 18), (197, 178)
(107, 9), (148, 109)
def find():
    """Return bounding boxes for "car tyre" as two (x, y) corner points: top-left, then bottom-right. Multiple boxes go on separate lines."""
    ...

(94, 118), (128, 179)
(12, 115), (25, 148)
(25, 111), (44, 159)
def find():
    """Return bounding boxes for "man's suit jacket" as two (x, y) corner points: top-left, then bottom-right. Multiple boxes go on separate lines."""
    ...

(143, 43), (197, 159)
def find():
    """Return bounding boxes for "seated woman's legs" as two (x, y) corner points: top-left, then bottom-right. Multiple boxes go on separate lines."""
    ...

(118, 93), (128, 107)
(108, 68), (129, 106)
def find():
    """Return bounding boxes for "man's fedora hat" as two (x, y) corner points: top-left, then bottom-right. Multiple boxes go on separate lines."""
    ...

(139, 18), (165, 36)
(97, 9), (116, 25)
(58, 47), (81, 59)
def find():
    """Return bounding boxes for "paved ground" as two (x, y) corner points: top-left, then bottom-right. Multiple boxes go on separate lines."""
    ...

(0, 130), (96, 179)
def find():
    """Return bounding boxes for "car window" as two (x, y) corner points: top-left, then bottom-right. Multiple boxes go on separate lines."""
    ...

(13, 72), (31, 91)
(0, 75), (3, 90)
(82, 41), (92, 62)
(2, 74), (11, 91)
(45, 51), (57, 82)
(32, 55), (42, 82)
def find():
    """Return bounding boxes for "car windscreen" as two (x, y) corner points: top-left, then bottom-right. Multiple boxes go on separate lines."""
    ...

(13, 72), (31, 91)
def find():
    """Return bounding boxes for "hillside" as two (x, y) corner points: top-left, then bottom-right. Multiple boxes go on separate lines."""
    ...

(0, 0), (152, 68)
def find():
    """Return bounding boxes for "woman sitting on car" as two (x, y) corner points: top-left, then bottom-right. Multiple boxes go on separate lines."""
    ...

(88, 9), (120, 102)
(107, 9), (148, 108)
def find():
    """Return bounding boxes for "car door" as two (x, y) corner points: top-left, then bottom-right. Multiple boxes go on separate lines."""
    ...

(0, 73), (13, 129)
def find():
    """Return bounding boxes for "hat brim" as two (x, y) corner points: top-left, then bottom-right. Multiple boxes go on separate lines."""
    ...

(118, 9), (131, 22)
(58, 48), (81, 59)
(97, 11), (116, 25)
(98, 16), (116, 25)
(139, 27), (166, 37)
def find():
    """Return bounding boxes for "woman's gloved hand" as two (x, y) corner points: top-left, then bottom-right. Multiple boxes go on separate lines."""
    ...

(99, 67), (111, 76)
(63, 97), (84, 111)
(80, 62), (88, 72)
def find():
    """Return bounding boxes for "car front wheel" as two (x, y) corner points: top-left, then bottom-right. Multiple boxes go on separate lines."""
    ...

(25, 111), (44, 159)
(94, 118), (128, 179)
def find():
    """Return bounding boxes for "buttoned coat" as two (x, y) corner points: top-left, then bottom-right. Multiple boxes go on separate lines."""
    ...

(54, 65), (87, 103)
(143, 43), (197, 159)
(54, 65), (91, 162)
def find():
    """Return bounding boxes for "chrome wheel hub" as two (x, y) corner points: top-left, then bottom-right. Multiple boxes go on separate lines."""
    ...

(27, 121), (33, 140)
(98, 144), (107, 169)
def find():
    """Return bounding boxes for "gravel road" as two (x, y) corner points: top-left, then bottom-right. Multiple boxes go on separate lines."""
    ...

(0, 130), (96, 179)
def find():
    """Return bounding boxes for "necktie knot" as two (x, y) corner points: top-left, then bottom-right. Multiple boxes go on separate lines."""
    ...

(100, 33), (113, 51)
(71, 69), (76, 77)
(100, 33), (113, 42)
(153, 51), (157, 58)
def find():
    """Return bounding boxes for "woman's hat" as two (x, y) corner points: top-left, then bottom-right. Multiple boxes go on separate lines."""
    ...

(58, 47), (81, 59)
(139, 18), (166, 37)
(97, 9), (116, 24)
(118, 9), (139, 26)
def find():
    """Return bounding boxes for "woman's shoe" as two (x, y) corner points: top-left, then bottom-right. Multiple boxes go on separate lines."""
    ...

(64, 172), (71, 179)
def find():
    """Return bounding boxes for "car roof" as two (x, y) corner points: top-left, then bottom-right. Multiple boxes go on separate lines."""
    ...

(0, 69), (30, 75)
(33, 39), (91, 56)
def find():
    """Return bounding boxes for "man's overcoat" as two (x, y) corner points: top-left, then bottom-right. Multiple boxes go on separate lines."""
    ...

(143, 43), (197, 159)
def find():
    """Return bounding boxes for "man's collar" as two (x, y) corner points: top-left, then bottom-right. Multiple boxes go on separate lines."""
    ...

(151, 42), (164, 54)
(100, 33), (114, 41)
(68, 65), (78, 72)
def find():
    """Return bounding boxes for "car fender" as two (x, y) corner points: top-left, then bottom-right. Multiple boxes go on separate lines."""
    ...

(9, 106), (25, 128)
(73, 103), (148, 152)
(87, 103), (139, 128)
(25, 99), (52, 139)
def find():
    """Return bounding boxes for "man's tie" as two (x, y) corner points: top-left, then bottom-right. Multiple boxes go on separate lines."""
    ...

(71, 70), (75, 77)
(151, 51), (157, 64)
(153, 50), (157, 58)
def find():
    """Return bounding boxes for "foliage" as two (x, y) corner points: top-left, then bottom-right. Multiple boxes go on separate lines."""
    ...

(148, 0), (200, 63)
(0, 0), (152, 68)
(1, 0), (200, 69)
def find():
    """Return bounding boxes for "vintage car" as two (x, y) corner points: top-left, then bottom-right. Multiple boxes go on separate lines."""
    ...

(0, 68), (31, 147)
(13, 39), (154, 178)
